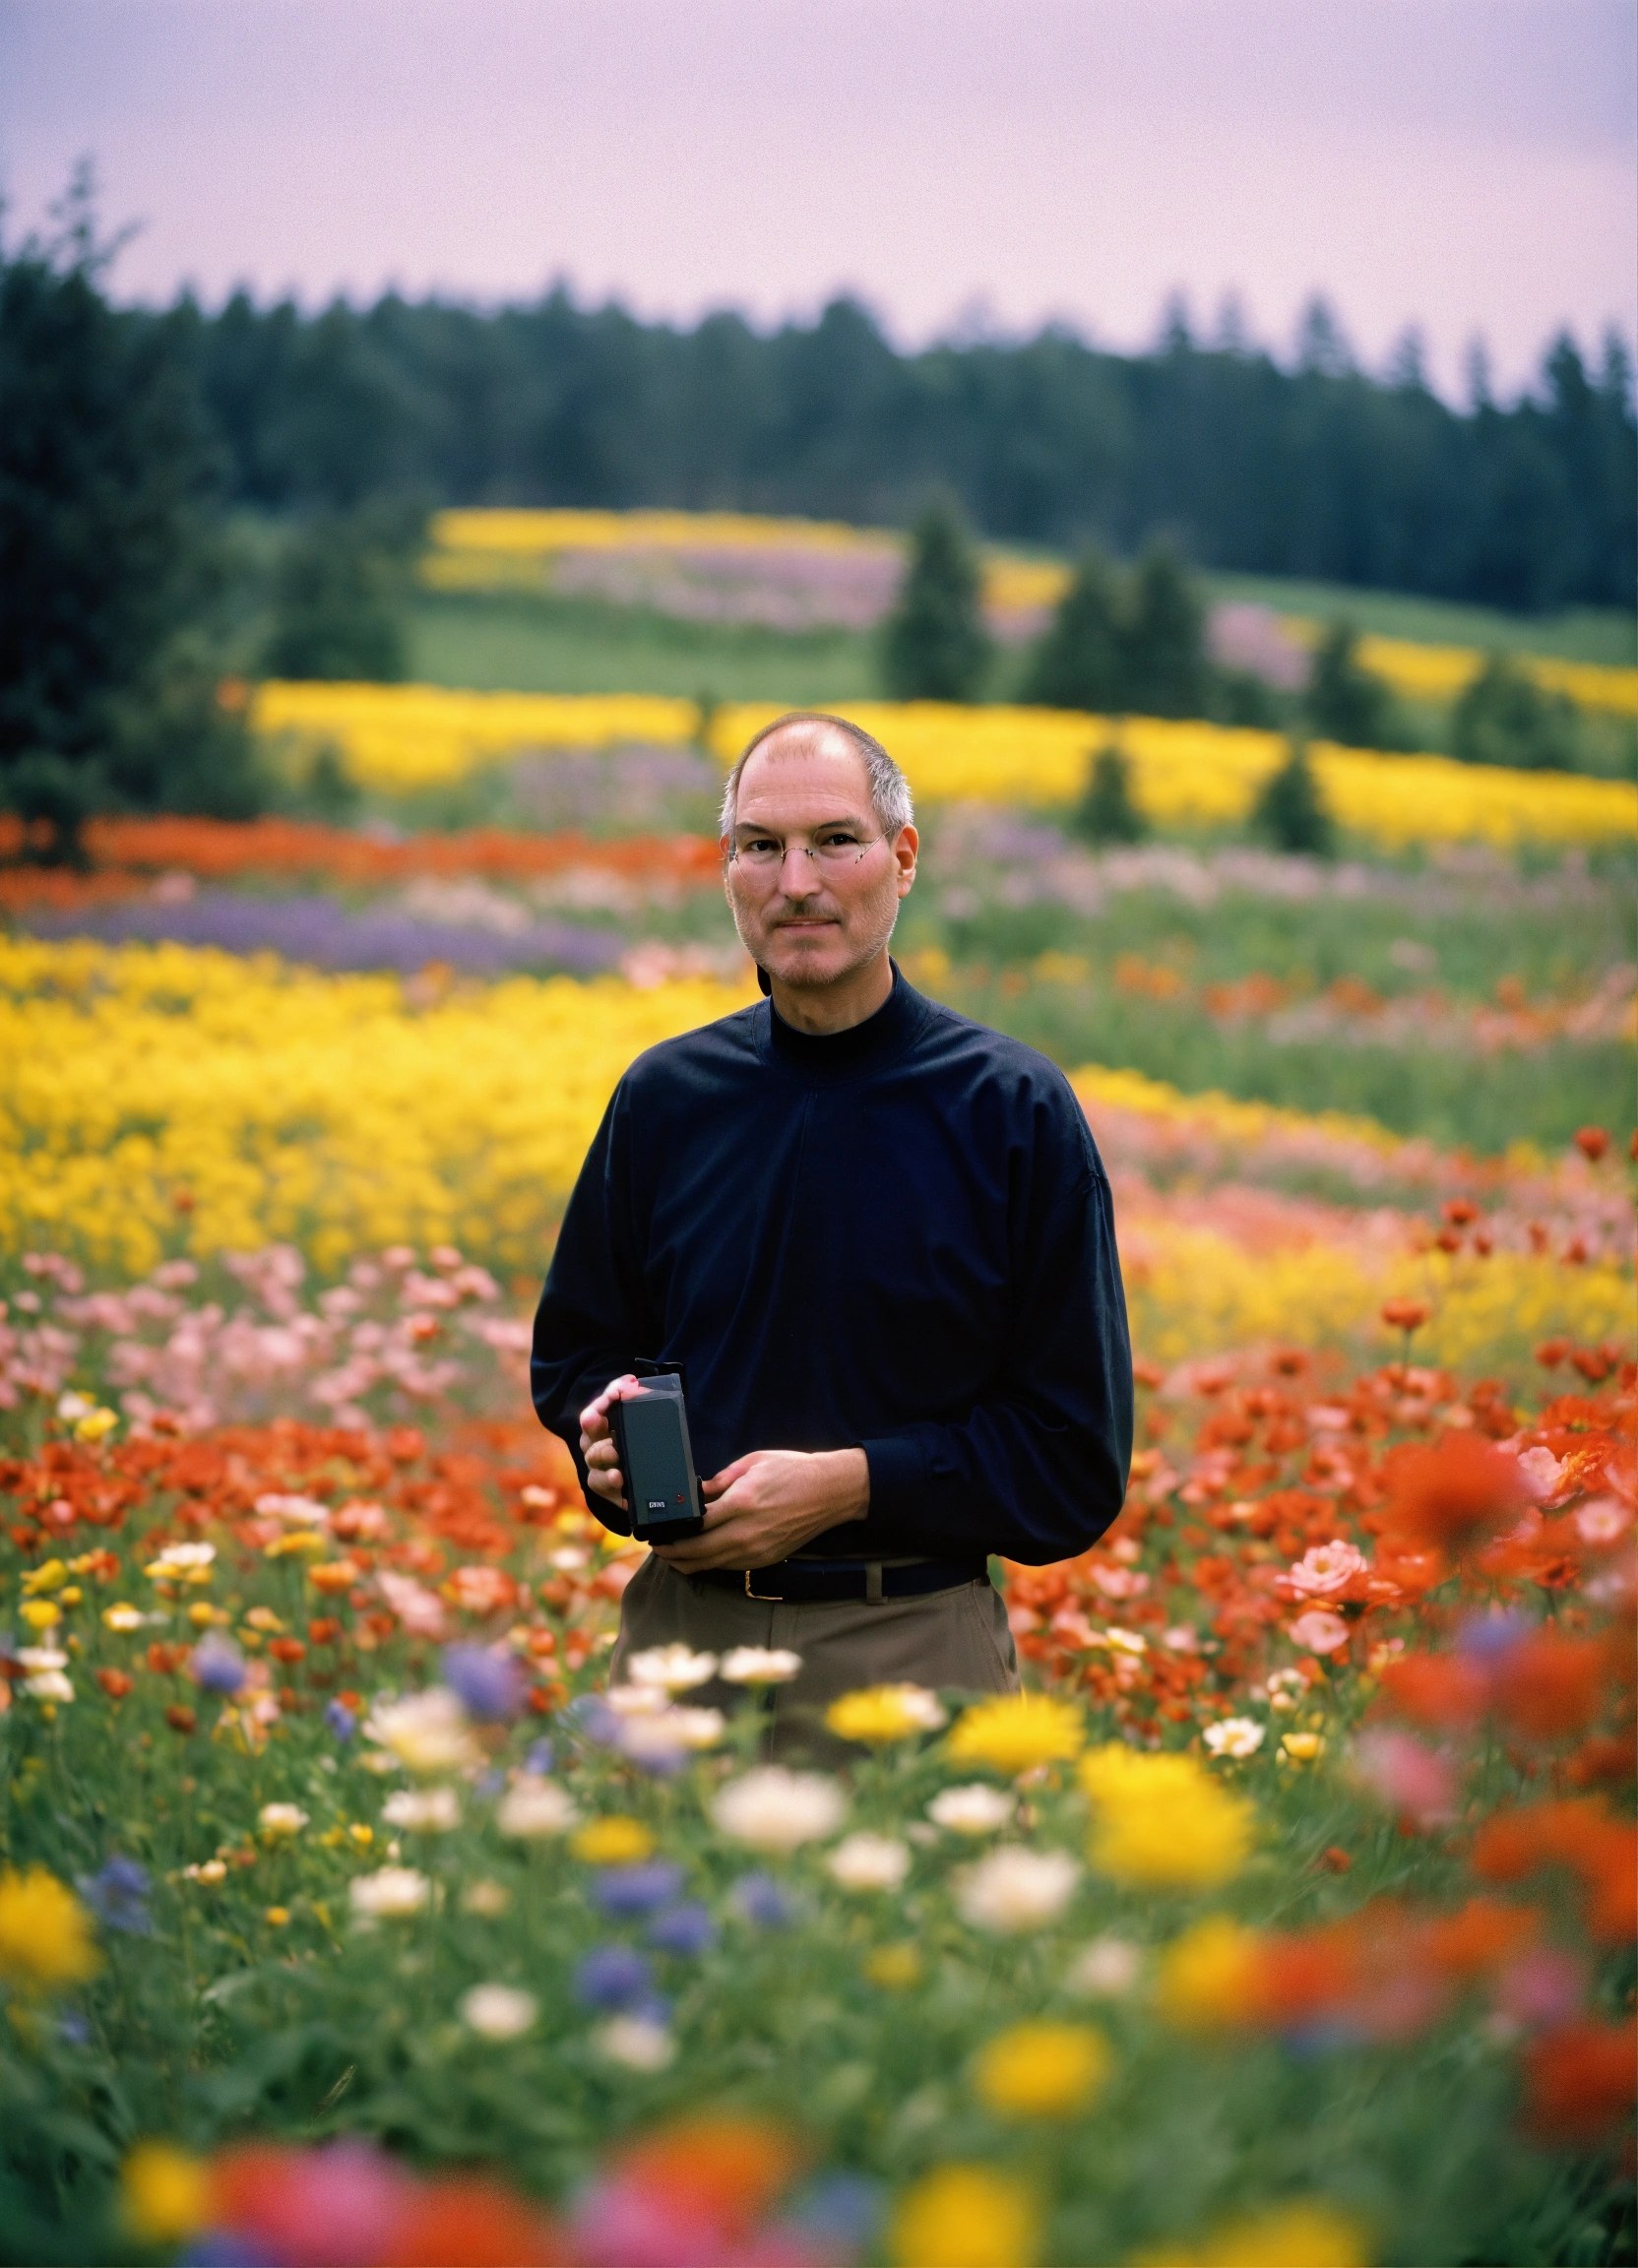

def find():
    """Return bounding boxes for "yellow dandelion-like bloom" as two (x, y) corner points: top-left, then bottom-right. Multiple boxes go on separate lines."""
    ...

(570, 1815), (657, 1865)
(889, 2164), (1040, 2268)
(0, 1866), (101, 1989)
(825, 1682), (948, 1744)
(120, 2143), (213, 2246)
(1154, 1917), (1263, 2031)
(973, 2020), (1111, 2117)
(1078, 1746), (1254, 1890)
(1136, 2199), (1370, 2266)
(864, 1943), (923, 1990)
(945, 1693), (1085, 1776)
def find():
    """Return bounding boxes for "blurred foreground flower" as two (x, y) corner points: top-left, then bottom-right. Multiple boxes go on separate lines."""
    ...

(973, 2020), (1111, 2116)
(889, 2164), (1039, 2268)
(119, 2142), (211, 2246)
(825, 1682), (948, 1743)
(955, 1846), (1079, 1932)
(826, 1833), (913, 1892)
(362, 1686), (480, 1775)
(720, 1645), (802, 1684)
(347, 1867), (433, 1921)
(0, 1866), (100, 1988)
(712, 1767), (847, 1853)
(1079, 1746), (1254, 1888)
(946, 1691), (1085, 1775)
(1138, 2198), (1370, 2265)
(927, 1783), (1015, 1834)
(460, 1983), (537, 2041)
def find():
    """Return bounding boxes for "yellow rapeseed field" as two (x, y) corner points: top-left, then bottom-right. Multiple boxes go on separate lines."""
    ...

(252, 683), (1637, 849)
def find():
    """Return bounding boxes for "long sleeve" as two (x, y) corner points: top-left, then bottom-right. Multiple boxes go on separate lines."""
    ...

(857, 1168), (1132, 1566)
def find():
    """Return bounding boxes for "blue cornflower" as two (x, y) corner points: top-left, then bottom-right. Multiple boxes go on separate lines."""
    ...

(574, 1944), (655, 2011)
(1456, 1609), (1533, 1663)
(190, 1634), (246, 1695)
(525, 1737), (554, 1775)
(324, 1698), (356, 1740)
(648, 1902), (717, 1957)
(592, 1861), (685, 1919)
(730, 1872), (798, 1929)
(76, 1856), (152, 1934)
(783, 2173), (885, 2254)
(441, 1644), (524, 1722)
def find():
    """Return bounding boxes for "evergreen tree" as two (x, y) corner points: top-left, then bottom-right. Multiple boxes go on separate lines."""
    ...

(1304, 622), (1404, 748)
(1449, 656), (1580, 772)
(1252, 737), (1335, 856)
(1072, 745), (1147, 844)
(880, 496), (991, 702)
(261, 511), (412, 681)
(1020, 549), (1125, 711)
(1118, 540), (1209, 718)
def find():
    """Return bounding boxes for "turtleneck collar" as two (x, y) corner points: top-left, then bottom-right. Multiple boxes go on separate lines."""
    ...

(762, 961), (924, 1077)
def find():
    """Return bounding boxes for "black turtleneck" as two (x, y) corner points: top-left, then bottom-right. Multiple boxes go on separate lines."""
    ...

(531, 967), (1132, 1565)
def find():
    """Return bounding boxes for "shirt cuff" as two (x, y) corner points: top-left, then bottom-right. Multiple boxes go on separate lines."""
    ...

(859, 1431), (925, 1522)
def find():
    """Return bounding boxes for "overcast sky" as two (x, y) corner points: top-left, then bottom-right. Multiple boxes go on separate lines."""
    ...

(2, 0), (1634, 400)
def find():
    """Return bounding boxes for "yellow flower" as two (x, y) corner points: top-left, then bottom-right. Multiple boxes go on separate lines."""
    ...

(1154, 1917), (1262, 2031)
(1078, 1747), (1254, 1890)
(864, 1943), (923, 1990)
(20, 1600), (61, 1631)
(21, 1560), (67, 1595)
(973, 2020), (1110, 2117)
(890, 2165), (1040, 2268)
(102, 1604), (145, 1632)
(120, 2143), (213, 2245)
(825, 1682), (948, 1744)
(0, 1866), (100, 1989)
(74, 1407), (119, 1443)
(1136, 2200), (1370, 2267)
(570, 1815), (657, 1865)
(266, 1906), (291, 1927)
(58, 1586), (82, 1606)
(1280, 1732), (1325, 1765)
(946, 1693), (1085, 1776)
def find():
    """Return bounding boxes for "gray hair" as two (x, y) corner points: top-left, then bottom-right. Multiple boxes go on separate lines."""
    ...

(719, 712), (914, 840)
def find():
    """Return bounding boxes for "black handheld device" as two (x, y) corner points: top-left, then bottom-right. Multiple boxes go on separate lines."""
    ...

(609, 1371), (707, 1544)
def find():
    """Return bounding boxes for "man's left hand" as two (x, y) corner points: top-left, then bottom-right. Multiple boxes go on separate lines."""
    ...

(655, 1447), (869, 1572)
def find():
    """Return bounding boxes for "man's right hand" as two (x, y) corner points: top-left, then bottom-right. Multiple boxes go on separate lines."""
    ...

(578, 1375), (641, 1515)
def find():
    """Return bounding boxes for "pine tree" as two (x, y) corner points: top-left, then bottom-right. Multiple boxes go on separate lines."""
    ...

(261, 512), (410, 681)
(1304, 622), (1403, 749)
(1020, 550), (1126, 712)
(1072, 746), (1147, 844)
(1252, 737), (1335, 856)
(1118, 540), (1209, 718)
(880, 496), (991, 702)
(1449, 655), (1580, 771)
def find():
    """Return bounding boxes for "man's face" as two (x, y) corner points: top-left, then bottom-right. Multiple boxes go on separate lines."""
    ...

(723, 728), (917, 994)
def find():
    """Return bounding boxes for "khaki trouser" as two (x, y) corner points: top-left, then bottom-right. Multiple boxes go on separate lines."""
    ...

(610, 1551), (1021, 1765)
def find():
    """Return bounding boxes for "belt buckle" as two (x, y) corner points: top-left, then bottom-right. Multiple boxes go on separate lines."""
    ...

(744, 1568), (785, 1603)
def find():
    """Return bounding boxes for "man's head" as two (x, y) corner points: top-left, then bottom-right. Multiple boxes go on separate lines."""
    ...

(720, 714), (917, 1002)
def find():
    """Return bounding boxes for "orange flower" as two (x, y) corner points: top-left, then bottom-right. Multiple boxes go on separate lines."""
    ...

(1379, 1434), (1529, 1551)
(1521, 2019), (1637, 2145)
(381, 2176), (559, 2266)
(1489, 1630), (1606, 1743)
(1571, 1126), (1609, 1164)
(1420, 1898), (1539, 1981)
(1380, 1297), (1431, 1334)
(1376, 1652), (1488, 1732)
(95, 1669), (133, 1700)
(1472, 1801), (1636, 1943)
(612, 2117), (802, 2239)
(164, 1705), (197, 1735)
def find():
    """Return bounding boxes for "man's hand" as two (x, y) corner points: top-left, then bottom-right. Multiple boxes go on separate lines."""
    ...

(656, 1447), (869, 1572)
(578, 1375), (641, 1515)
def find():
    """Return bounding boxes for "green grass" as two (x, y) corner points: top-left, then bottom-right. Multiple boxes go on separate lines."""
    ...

(1198, 572), (1637, 666)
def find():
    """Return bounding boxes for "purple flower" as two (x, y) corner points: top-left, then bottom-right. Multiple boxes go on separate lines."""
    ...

(441, 1644), (524, 1722)
(575, 1944), (655, 2012)
(784, 2173), (884, 2255)
(324, 1699), (357, 1741)
(1457, 1609), (1533, 1663)
(76, 1856), (152, 1934)
(593, 1862), (685, 1919)
(525, 1737), (555, 1775)
(730, 1872), (797, 1929)
(648, 1903), (717, 1957)
(191, 1634), (246, 1695)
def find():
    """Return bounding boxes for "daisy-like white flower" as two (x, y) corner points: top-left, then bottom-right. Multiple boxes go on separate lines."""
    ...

(825, 1833), (913, 1892)
(362, 1687), (479, 1775)
(460, 1984), (536, 2040)
(955, 1847), (1080, 1933)
(1066, 1935), (1143, 1997)
(25, 1670), (75, 1702)
(1203, 1719), (1266, 1760)
(496, 1776), (580, 1839)
(926, 1784), (1014, 1836)
(257, 1802), (310, 1841)
(348, 1866), (433, 1920)
(618, 1707), (725, 1763)
(144, 1543), (216, 1580)
(254, 1492), (331, 1526)
(460, 1879), (512, 1917)
(594, 2015), (675, 2071)
(626, 1643), (719, 1692)
(382, 1787), (461, 1833)
(712, 1767), (846, 1854)
(102, 1604), (146, 1632)
(719, 1646), (803, 1685)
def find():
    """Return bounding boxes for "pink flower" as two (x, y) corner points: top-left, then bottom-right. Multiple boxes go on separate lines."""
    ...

(1494, 1949), (1587, 2031)
(1288, 1608), (1351, 1656)
(1514, 1447), (1566, 1504)
(1574, 1496), (1633, 1545)
(1287, 1540), (1366, 1598)
(1351, 1730), (1456, 1826)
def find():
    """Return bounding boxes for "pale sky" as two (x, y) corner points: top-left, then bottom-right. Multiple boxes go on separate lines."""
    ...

(2, 0), (1634, 401)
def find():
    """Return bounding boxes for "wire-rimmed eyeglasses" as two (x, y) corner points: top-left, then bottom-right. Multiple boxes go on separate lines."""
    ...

(726, 829), (883, 873)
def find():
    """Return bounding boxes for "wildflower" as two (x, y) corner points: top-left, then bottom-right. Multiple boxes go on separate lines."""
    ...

(1487, 1628), (1606, 1742)
(102, 1604), (145, 1632)
(1351, 1731), (1456, 1827)
(75, 1857), (151, 1934)
(381, 1787), (460, 1833)
(1521, 2019), (1638, 2145)
(258, 1803), (309, 1842)
(1203, 1719), (1265, 1759)
(719, 1645), (802, 1684)
(889, 2165), (1039, 2268)
(460, 1879), (511, 1917)
(95, 1669), (133, 1700)
(711, 1767), (846, 1853)
(865, 1943), (922, 1988)
(120, 2143), (212, 2246)
(144, 1543), (216, 1581)
(1140, 2199), (1370, 2265)
(440, 1643), (524, 1722)
(571, 1815), (659, 1865)
(617, 1704), (725, 1765)
(1066, 1935), (1143, 1997)
(192, 1860), (227, 1885)
(1381, 1433), (1529, 1550)
(306, 1558), (361, 1595)
(21, 1560), (68, 1596)
(575, 1944), (656, 2011)
(1574, 1496), (1632, 1544)
(1154, 1916), (1262, 2030)
(648, 1902), (717, 1956)
(324, 1699), (356, 1740)
(1281, 1732), (1325, 1765)
(1287, 1540), (1366, 1597)
(191, 1634), (246, 1695)
(75, 1406), (118, 1444)
(498, 1777), (580, 1839)
(347, 1866), (433, 1921)
(460, 1983), (537, 2040)
(927, 1783), (1014, 1835)
(626, 1642), (718, 1691)
(0, 1866), (100, 1987)
(25, 1666), (76, 1703)
(1376, 1652), (1487, 1731)
(361, 1687), (479, 1775)
(594, 2013), (675, 2070)
(731, 1872), (799, 1928)
(1288, 1609), (1351, 1656)
(946, 1691), (1085, 1775)
(265, 1906), (290, 1927)
(20, 1601), (60, 1631)
(592, 1861), (686, 1918)
(826, 1833), (913, 1892)
(974, 2019), (1112, 2125)
(1080, 1746), (1254, 1889)
(825, 1682), (948, 1744)
(954, 1846), (1080, 1932)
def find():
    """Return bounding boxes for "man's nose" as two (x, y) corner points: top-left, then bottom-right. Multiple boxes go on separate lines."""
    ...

(779, 845), (819, 894)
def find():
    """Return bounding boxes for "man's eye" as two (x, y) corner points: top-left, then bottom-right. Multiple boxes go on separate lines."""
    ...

(820, 833), (858, 848)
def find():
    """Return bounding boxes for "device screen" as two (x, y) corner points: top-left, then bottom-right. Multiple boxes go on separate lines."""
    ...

(623, 1395), (696, 1524)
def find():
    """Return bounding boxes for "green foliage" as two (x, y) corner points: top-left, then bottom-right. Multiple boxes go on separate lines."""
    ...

(1020, 551), (1126, 711)
(1022, 542), (1213, 721)
(1450, 655), (1582, 772)
(880, 496), (992, 702)
(1250, 739), (1336, 857)
(1304, 622), (1409, 749)
(1072, 747), (1147, 845)
(1121, 541), (1210, 719)
(261, 508), (421, 682)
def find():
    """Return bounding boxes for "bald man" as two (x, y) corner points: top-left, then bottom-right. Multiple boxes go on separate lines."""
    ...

(532, 713), (1132, 1757)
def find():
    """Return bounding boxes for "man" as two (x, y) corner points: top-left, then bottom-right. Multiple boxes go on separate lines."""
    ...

(532, 712), (1131, 1753)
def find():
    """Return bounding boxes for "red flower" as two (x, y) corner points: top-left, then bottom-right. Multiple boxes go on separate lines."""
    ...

(1380, 1434), (1529, 1551)
(1522, 2019), (1637, 2145)
(1377, 1653), (1489, 1732)
(1420, 1898), (1539, 1980)
(164, 1704), (197, 1735)
(1572, 1126), (1609, 1164)
(1489, 1630), (1606, 1743)
(95, 1669), (133, 1700)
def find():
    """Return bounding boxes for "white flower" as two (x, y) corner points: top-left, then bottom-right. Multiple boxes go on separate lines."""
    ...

(257, 1802), (310, 1839)
(1066, 1935), (1143, 1997)
(719, 1646), (803, 1685)
(24, 1670), (74, 1702)
(1100, 1627), (1147, 1657)
(1162, 1626), (1201, 1653)
(711, 1766), (847, 1853)
(1287, 1540), (1366, 1597)
(460, 1879), (512, 1917)
(460, 1983), (537, 2040)
(618, 1706), (725, 1762)
(926, 1783), (1014, 1836)
(102, 1604), (146, 1632)
(376, 1571), (448, 1640)
(594, 2015), (676, 2071)
(604, 1683), (670, 1716)
(56, 1391), (94, 1421)
(627, 1643), (719, 1692)
(382, 1787), (461, 1833)
(254, 1491), (331, 1526)
(348, 1866), (433, 1920)
(144, 1543), (216, 1578)
(362, 1687), (479, 1775)
(1203, 1718), (1266, 1760)
(825, 1833), (912, 1892)
(954, 1846), (1080, 1933)
(496, 1776), (580, 1838)
(16, 1647), (68, 1674)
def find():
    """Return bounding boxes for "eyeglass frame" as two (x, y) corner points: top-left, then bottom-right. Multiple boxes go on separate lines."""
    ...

(724, 824), (887, 875)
